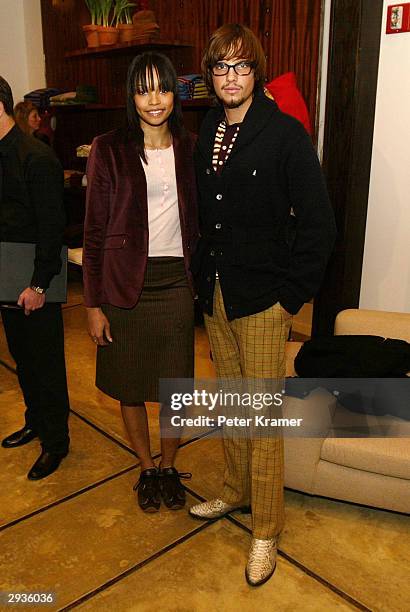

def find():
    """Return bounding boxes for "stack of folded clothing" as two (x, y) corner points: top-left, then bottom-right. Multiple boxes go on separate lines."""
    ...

(50, 92), (77, 105)
(50, 85), (98, 106)
(24, 88), (63, 110)
(193, 79), (208, 99)
(177, 75), (208, 100)
(177, 77), (191, 100)
(75, 84), (98, 104)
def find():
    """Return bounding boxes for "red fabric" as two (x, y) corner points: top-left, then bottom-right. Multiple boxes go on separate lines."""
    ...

(265, 72), (312, 135)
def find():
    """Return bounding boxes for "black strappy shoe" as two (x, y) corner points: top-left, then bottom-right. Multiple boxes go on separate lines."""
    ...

(158, 467), (192, 510)
(133, 467), (161, 512)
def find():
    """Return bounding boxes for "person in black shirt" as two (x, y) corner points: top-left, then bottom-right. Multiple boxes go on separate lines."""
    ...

(0, 76), (70, 480)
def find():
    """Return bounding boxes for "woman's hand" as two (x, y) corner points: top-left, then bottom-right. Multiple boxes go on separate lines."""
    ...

(87, 307), (113, 346)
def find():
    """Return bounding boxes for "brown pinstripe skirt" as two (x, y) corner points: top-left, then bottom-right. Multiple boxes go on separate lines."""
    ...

(96, 257), (194, 404)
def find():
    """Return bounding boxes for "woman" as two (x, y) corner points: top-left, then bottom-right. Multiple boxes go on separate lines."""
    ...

(83, 52), (198, 513)
(14, 100), (50, 144)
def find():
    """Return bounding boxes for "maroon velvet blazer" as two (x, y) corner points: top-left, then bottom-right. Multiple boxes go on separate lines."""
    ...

(83, 128), (199, 308)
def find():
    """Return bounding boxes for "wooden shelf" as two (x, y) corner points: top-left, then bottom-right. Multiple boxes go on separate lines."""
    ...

(65, 39), (194, 58)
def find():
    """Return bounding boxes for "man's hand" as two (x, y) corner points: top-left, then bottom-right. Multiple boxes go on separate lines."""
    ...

(17, 287), (46, 315)
(87, 307), (113, 346)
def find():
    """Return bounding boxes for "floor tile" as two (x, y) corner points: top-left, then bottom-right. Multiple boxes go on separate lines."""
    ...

(0, 362), (18, 393)
(0, 473), (201, 611)
(175, 436), (410, 612)
(76, 520), (355, 612)
(175, 434), (225, 500)
(0, 404), (136, 526)
(279, 491), (410, 612)
(1, 278), (407, 612)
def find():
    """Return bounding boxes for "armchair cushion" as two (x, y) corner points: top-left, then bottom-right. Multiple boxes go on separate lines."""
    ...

(321, 435), (410, 480)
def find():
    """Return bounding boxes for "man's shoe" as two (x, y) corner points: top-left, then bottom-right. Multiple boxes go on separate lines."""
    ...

(27, 450), (68, 481)
(245, 537), (277, 586)
(2, 427), (37, 448)
(189, 498), (251, 520)
(133, 468), (161, 512)
(158, 466), (192, 510)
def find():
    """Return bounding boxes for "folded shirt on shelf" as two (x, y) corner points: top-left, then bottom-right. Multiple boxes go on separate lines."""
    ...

(177, 74), (208, 100)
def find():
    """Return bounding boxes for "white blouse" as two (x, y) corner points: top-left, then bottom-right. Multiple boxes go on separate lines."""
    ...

(143, 146), (183, 257)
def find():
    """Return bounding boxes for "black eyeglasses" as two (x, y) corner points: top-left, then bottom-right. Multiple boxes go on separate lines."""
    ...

(211, 61), (254, 77)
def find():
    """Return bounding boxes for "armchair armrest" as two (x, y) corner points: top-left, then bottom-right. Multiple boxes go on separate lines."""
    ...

(283, 390), (337, 493)
(335, 309), (410, 342)
(284, 340), (337, 493)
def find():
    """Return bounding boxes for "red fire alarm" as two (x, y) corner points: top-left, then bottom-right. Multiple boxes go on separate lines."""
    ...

(386, 3), (410, 33)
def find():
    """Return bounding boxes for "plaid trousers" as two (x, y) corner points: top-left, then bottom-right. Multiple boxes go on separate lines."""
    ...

(204, 282), (292, 539)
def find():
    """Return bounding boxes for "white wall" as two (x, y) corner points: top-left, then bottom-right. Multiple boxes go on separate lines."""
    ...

(316, 0), (332, 161)
(23, 0), (46, 93)
(360, 0), (410, 312)
(0, 0), (45, 105)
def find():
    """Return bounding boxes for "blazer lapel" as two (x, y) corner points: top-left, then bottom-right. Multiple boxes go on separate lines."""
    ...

(173, 134), (189, 229)
(134, 149), (148, 230)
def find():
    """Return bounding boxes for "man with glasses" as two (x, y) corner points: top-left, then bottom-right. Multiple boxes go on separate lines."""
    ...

(189, 24), (336, 586)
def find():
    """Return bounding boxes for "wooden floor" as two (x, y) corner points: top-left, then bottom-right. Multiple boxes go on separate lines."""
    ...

(0, 280), (408, 611)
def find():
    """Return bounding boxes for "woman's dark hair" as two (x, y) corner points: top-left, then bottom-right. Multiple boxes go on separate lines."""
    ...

(201, 24), (267, 97)
(126, 52), (184, 163)
(14, 100), (38, 135)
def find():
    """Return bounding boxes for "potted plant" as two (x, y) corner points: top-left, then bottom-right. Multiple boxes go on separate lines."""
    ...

(83, 0), (102, 48)
(98, 0), (120, 46)
(115, 0), (136, 43)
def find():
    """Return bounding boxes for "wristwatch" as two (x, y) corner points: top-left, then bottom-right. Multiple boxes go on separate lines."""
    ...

(30, 286), (45, 294)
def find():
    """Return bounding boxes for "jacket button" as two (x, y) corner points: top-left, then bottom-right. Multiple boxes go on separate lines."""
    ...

(216, 194), (223, 201)
(206, 169), (211, 174)
(215, 223), (221, 229)
(210, 250), (215, 256)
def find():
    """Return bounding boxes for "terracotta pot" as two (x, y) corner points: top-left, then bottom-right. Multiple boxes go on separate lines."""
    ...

(97, 26), (120, 46)
(118, 23), (136, 43)
(82, 24), (99, 48)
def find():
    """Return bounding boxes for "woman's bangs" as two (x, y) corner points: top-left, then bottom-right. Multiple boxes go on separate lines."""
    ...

(134, 61), (174, 93)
